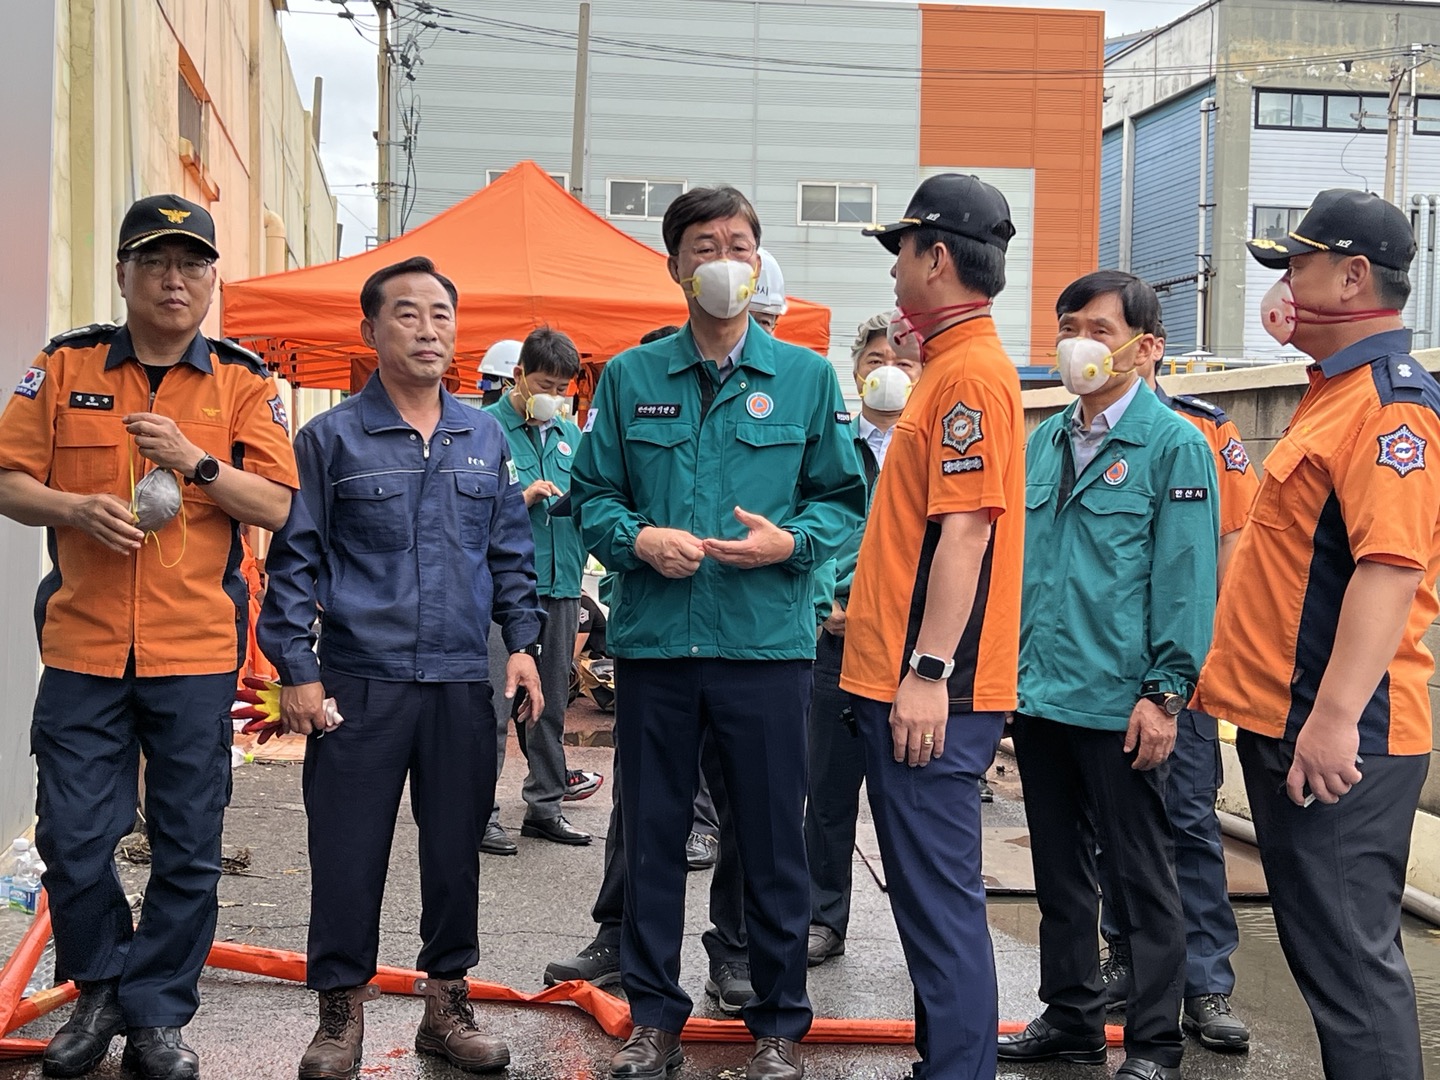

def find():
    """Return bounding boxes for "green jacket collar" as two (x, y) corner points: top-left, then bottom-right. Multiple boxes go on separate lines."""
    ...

(665, 319), (778, 378)
(1049, 380), (1164, 451)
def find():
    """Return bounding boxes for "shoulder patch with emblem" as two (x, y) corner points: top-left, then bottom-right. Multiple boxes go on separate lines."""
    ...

(1377, 424), (1427, 477)
(14, 367), (47, 399)
(267, 394), (290, 433)
(941, 402), (983, 455)
(507, 459), (519, 485)
(209, 337), (267, 377)
(43, 323), (119, 356)
(1220, 437), (1250, 474)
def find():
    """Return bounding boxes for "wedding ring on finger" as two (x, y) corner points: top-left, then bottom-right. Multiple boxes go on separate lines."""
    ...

(921, 732), (934, 745)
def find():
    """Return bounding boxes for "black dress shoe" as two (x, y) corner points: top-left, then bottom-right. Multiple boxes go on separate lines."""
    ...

(42, 979), (124, 1078)
(522, 813), (592, 845)
(746, 1036), (803, 1080)
(479, 821), (517, 855)
(1116, 1057), (1180, 1080)
(121, 1027), (199, 1080)
(997, 1016), (1105, 1064)
(685, 831), (718, 870)
(611, 1025), (682, 1080)
(806, 924), (845, 967)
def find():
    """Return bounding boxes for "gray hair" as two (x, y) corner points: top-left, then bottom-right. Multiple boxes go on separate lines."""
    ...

(851, 312), (892, 363)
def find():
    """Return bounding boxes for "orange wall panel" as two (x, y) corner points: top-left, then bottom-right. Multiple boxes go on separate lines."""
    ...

(920, 4), (1105, 366)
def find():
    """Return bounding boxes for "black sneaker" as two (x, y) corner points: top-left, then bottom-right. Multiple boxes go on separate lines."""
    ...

(704, 962), (753, 1015)
(564, 769), (604, 802)
(1183, 993), (1251, 1052)
(978, 777), (994, 803)
(1100, 939), (1131, 1011)
(544, 942), (621, 989)
(685, 831), (718, 871)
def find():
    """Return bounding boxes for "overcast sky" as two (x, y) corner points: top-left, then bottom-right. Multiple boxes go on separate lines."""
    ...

(281, 0), (1191, 256)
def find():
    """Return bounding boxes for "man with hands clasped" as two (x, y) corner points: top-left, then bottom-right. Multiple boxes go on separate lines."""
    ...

(572, 185), (865, 1080)
(1002, 271), (1219, 1080)
(259, 256), (544, 1080)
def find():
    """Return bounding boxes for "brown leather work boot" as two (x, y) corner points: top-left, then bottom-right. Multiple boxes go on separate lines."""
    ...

(746, 1036), (804, 1080)
(298, 984), (380, 1080)
(413, 977), (510, 1072)
(610, 1025), (683, 1080)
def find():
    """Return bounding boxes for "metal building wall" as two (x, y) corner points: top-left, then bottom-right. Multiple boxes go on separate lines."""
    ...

(1098, 126), (1122, 270)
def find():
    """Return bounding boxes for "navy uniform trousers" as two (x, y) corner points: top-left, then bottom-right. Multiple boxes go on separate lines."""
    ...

(614, 657), (812, 1039)
(591, 726), (747, 969)
(850, 694), (1005, 1080)
(32, 661), (236, 1027)
(1239, 729), (1428, 1080)
(1099, 707), (1239, 997)
(804, 630), (866, 938)
(304, 671), (497, 989)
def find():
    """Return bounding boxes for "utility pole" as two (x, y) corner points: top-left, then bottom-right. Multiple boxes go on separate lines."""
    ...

(569, 2), (591, 202)
(1384, 61), (1403, 205)
(375, 1), (393, 242)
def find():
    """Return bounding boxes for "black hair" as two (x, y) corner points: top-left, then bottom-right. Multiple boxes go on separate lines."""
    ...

(1337, 255), (1414, 309)
(910, 227), (1006, 299)
(1055, 270), (1162, 336)
(519, 326), (580, 379)
(360, 256), (458, 320)
(661, 186), (761, 257)
(640, 325), (682, 345)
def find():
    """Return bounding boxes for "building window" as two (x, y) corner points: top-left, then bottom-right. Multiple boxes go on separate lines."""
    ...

(178, 73), (206, 165)
(487, 168), (568, 188)
(1255, 89), (1394, 133)
(1253, 205), (1307, 241)
(606, 179), (686, 220)
(798, 182), (877, 226)
(1417, 98), (1440, 135)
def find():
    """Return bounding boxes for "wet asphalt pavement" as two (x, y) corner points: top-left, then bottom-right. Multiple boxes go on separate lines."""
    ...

(4, 737), (1437, 1080)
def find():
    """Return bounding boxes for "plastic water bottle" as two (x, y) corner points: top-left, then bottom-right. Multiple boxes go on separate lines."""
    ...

(0, 837), (18, 904)
(8, 840), (41, 915)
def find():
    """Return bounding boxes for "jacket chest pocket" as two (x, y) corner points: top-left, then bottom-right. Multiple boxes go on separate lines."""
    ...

(53, 412), (123, 493)
(453, 470), (499, 549)
(333, 473), (414, 553)
(1248, 440), (1308, 531)
(733, 421), (807, 471)
(1076, 487), (1153, 553)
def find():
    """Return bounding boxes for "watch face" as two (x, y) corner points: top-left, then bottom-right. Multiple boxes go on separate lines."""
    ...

(915, 655), (946, 680)
(196, 455), (220, 483)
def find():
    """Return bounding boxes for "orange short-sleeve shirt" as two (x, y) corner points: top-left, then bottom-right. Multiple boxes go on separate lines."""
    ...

(0, 324), (300, 678)
(1195, 331), (1440, 755)
(840, 317), (1026, 709)
(1156, 386), (1261, 536)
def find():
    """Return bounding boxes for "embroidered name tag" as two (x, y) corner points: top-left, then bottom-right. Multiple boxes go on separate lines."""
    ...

(635, 403), (681, 419)
(835, 411), (853, 424)
(1170, 488), (1208, 501)
(69, 392), (114, 410)
(943, 458), (983, 474)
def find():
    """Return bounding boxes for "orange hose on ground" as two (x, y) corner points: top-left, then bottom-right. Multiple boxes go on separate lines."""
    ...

(5, 983), (78, 1035)
(0, 894), (50, 1030)
(0, 1038), (50, 1059)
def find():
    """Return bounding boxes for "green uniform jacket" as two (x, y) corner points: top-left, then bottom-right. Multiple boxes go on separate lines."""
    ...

(572, 322), (866, 660)
(484, 394), (585, 599)
(1018, 384), (1219, 731)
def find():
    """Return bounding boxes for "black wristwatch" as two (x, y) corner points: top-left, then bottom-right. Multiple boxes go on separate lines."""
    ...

(1140, 681), (1184, 716)
(191, 453), (221, 485)
(516, 643), (542, 659)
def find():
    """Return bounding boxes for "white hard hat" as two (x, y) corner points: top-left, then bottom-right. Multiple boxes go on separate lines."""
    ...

(750, 248), (788, 316)
(479, 339), (522, 380)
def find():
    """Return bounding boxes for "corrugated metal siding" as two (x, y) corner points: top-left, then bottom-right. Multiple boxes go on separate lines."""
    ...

(1099, 126), (1122, 270)
(1129, 83), (1214, 351)
(392, 0), (921, 388)
(1245, 122), (1440, 357)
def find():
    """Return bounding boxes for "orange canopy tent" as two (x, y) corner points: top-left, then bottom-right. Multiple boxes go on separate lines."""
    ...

(221, 161), (831, 396)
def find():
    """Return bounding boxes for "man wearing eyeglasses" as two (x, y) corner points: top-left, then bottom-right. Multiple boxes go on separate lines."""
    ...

(0, 194), (298, 1080)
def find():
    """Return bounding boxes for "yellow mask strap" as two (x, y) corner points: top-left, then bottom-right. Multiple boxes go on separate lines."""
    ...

(128, 441), (188, 569)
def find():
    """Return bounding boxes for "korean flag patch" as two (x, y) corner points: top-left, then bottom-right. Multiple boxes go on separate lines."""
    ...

(14, 367), (45, 400)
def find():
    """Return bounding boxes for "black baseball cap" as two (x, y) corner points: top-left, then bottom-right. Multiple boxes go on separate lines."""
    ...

(117, 194), (219, 260)
(1247, 188), (1415, 271)
(864, 173), (1017, 255)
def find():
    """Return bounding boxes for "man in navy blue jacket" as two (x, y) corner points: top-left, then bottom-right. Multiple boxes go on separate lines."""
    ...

(259, 256), (544, 1080)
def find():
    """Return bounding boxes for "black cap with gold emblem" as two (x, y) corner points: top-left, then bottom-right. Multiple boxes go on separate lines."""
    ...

(864, 173), (1017, 256)
(117, 194), (219, 260)
(1247, 188), (1416, 271)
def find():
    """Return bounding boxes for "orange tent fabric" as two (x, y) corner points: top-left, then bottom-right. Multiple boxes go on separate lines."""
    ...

(220, 162), (831, 392)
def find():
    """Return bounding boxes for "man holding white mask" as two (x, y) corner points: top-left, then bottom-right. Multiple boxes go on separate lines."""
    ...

(484, 325), (599, 847)
(1002, 270), (1217, 1080)
(804, 312), (919, 968)
(572, 185), (865, 1080)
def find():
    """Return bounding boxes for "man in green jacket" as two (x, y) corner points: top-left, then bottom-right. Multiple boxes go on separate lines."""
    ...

(484, 327), (597, 847)
(999, 271), (1218, 1080)
(571, 186), (865, 1080)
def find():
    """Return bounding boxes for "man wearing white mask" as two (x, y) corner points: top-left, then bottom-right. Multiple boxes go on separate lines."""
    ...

(484, 326), (599, 847)
(804, 312), (919, 968)
(572, 185), (865, 1080)
(1001, 270), (1218, 1080)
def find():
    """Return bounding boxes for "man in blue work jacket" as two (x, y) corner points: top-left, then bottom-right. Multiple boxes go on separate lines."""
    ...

(259, 256), (544, 1080)
(485, 326), (596, 847)
(571, 186), (866, 1080)
(1000, 271), (1218, 1080)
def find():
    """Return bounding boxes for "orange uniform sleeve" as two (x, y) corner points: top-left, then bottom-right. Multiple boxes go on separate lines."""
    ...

(1335, 402), (1440, 570)
(0, 352), (60, 482)
(1210, 419), (1260, 536)
(924, 377), (1015, 521)
(233, 377), (300, 489)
